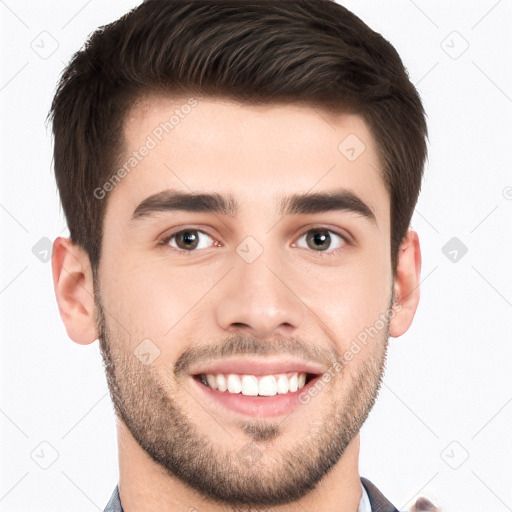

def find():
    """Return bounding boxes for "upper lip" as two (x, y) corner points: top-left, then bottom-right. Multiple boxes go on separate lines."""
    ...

(190, 357), (326, 377)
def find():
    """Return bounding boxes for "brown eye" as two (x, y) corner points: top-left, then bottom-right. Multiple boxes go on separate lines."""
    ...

(175, 230), (200, 250)
(164, 229), (216, 252)
(295, 228), (347, 254)
(306, 229), (331, 251)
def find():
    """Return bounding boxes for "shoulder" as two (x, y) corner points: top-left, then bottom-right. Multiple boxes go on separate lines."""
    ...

(361, 476), (400, 512)
(103, 485), (123, 512)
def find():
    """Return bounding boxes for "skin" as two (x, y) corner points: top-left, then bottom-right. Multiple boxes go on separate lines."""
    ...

(52, 96), (421, 512)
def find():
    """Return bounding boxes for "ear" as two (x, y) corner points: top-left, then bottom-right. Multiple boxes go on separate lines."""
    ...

(388, 228), (422, 338)
(51, 236), (98, 345)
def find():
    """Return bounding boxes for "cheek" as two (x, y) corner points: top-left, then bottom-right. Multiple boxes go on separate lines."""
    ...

(103, 257), (218, 344)
(309, 245), (392, 349)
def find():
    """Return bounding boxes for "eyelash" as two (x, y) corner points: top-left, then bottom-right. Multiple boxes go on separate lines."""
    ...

(159, 226), (350, 258)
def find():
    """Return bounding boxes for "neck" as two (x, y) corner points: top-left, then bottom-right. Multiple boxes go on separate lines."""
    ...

(117, 420), (362, 512)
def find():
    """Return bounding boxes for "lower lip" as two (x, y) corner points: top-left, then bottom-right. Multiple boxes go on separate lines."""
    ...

(191, 375), (320, 418)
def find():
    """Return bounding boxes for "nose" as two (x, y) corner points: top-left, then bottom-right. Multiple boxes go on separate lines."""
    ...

(215, 246), (305, 338)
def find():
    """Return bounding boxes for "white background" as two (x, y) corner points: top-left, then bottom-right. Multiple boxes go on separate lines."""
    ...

(1, 1), (511, 511)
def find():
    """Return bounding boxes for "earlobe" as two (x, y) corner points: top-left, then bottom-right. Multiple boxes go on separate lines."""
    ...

(388, 228), (422, 338)
(51, 237), (98, 345)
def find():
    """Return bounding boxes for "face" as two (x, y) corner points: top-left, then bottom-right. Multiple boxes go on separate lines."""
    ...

(95, 96), (395, 507)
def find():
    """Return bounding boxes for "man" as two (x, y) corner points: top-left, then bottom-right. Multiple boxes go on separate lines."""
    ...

(50, 1), (431, 510)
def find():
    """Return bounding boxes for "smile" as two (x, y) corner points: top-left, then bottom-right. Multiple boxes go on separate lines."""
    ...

(191, 366), (323, 417)
(196, 371), (310, 396)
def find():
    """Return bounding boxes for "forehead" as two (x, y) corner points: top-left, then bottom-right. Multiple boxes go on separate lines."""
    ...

(108, 94), (388, 226)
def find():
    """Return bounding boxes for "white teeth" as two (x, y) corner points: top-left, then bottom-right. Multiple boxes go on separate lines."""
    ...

(258, 375), (277, 396)
(217, 374), (227, 392)
(227, 374), (242, 394)
(202, 372), (308, 396)
(206, 374), (218, 390)
(241, 375), (259, 396)
(289, 374), (298, 392)
(276, 374), (289, 394)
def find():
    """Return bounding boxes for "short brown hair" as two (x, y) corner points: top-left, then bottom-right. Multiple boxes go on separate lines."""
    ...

(49, 0), (428, 276)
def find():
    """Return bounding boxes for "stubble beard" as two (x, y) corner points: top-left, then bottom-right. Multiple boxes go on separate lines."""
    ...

(94, 283), (390, 510)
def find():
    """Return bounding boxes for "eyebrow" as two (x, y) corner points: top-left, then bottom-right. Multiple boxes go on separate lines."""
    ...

(130, 188), (377, 225)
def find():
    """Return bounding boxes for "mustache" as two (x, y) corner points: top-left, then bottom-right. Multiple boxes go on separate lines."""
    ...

(173, 334), (339, 378)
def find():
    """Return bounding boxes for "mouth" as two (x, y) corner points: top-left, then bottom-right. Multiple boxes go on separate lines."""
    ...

(189, 358), (325, 417)
(193, 371), (318, 396)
